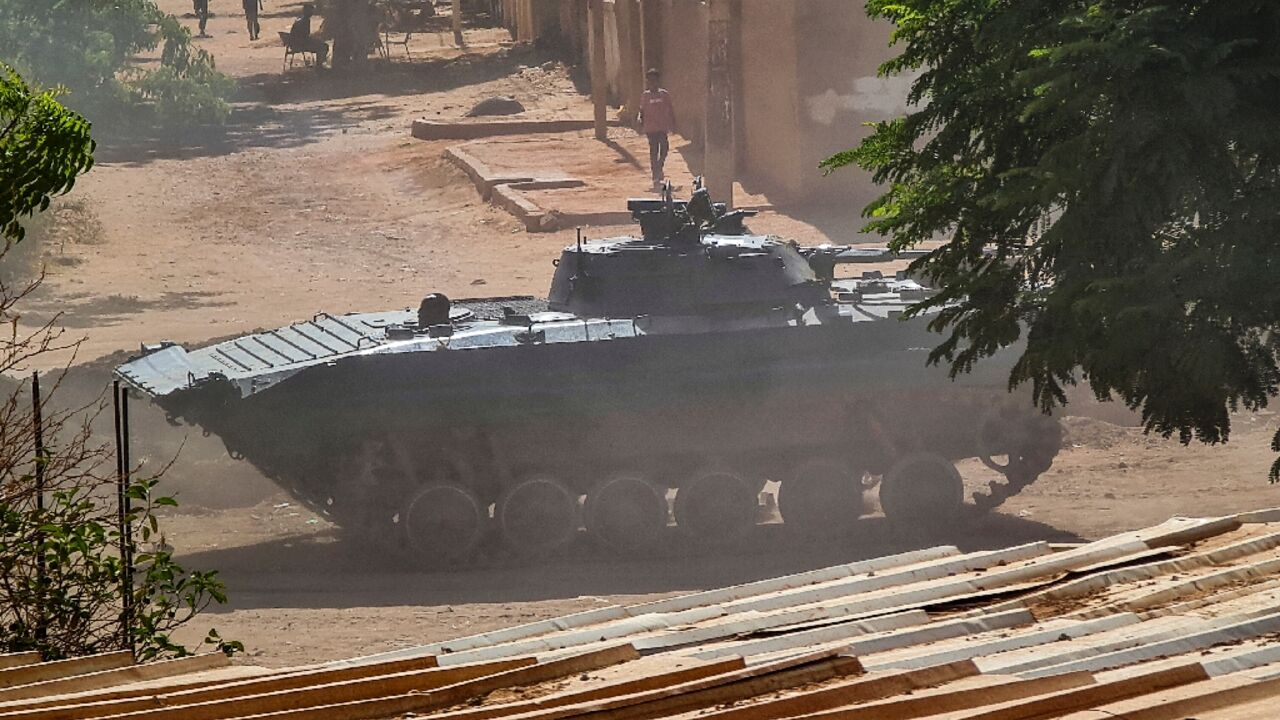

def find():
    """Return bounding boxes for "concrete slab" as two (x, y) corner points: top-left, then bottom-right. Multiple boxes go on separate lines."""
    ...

(412, 118), (625, 141)
(438, 129), (772, 232)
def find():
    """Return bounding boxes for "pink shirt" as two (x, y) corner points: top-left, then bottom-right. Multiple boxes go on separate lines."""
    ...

(640, 88), (676, 134)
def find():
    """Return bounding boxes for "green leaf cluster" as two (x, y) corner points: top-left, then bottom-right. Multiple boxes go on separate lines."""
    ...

(0, 0), (234, 126)
(826, 1), (1280, 479)
(0, 471), (240, 660)
(0, 65), (94, 245)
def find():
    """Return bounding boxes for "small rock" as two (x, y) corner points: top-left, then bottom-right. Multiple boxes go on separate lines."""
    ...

(466, 96), (526, 117)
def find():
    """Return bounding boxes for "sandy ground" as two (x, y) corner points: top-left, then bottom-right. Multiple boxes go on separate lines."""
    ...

(7, 0), (1280, 667)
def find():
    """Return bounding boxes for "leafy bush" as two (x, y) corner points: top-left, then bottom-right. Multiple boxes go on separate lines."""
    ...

(0, 66), (95, 245)
(0, 0), (233, 126)
(0, 267), (240, 659)
(826, 1), (1280, 478)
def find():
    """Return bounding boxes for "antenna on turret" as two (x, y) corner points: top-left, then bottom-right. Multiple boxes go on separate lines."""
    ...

(576, 227), (585, 278)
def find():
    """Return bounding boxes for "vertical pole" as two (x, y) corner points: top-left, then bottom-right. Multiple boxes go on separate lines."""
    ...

(617, 0), (642, 126)
(639, 0), (662, 75)
(452, 0), (464, 47)
(113, 381), (133, 657)
(31, 372), (46, 646)
(122, 387), (133, 659)
(704, 0), (735, 207)
(589, 0), (609, 140)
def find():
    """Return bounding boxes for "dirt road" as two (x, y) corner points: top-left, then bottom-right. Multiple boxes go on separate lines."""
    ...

(11, 1), (1279, 667)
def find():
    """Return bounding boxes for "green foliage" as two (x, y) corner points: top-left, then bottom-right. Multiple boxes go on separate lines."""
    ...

(0, 252), (238, 659)
(0, 66), (94, 245)
(0, 453), (241, 659)
(0, 0), (233, 125)
(826, 1), (1280, 480)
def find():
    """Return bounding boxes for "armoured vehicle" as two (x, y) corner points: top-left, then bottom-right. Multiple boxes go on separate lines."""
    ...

(117, 184), (1062, 562)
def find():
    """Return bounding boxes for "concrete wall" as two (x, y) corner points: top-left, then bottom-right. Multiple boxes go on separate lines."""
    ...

(737, 0), (801, 197)
(655, 0), (709, 146)
(512, 0), (906, 206)
(502, 0), (563, 44)
(792, 0), (906, 204)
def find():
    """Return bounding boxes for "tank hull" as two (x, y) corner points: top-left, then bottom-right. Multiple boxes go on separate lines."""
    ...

(159, 317), (1026, 537)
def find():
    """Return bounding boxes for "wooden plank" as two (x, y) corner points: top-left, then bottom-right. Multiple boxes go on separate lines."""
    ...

(229, 648), (848, 720)
(358, 548), (959, 669)
(1141, 516), (1241, 549)
(949, 663), (1210, 720)
(0, 651), (133, 688)
(0, 654), (40, 671)
(1020, 609), (1280, 678)
(342, 606), (628, 664)
(227, 644), (642, 720)
(0, 653), (228, 702)
(679, 660), (984, 720)
(0, 656), (519, 720)
(421, 658), (748, 720)
(435, 607), (724, 666)
(751, 671), (1095, 720)
(864, 615), (1138, 672)
(693, 609), (1035, 661)
(0, 668), (278, 715)
(1053, 674), (1265, 720)
(977, 614), (1221, 676)
(715, 546), (1049, 615)
(628, 610), (930, 655)
(633, 547), (962, 615)
(555, 653), (865, 720)
(362, 653), (857, 720)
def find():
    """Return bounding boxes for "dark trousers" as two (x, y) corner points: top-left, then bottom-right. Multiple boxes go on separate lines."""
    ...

(245, 5), (260, 39)
(194, 0), (209, 34)
(647, 132), (669, 184)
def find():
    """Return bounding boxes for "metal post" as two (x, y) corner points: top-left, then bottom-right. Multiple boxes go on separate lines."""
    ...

(31, 372), (46, 645)
(616, 0), (642, 126)
(589, 0), (609, 141)
(452, 0), (464, 47)
(704, 0), (735, 207)
(113, 382), (134, 658)
(639, 0), (662, 77)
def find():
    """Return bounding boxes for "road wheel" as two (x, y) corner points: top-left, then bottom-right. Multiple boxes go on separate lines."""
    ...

(673, 468), (756, 544)
(496, 474), (580, 557)
(879, 452), (964, 524)
(778, 457), (865, 533)
(584, 472), (668, 554)
(401, 483), (485, 564)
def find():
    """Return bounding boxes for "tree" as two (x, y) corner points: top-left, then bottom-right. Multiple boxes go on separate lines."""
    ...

(1, 66), (94, 245)
(0, 0), (233, 125)
(823, 1), (1280, 478)
(0, 66), (237, 659)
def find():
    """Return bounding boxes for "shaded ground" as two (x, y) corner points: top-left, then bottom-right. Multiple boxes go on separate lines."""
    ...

(6, 0), (1278, 668)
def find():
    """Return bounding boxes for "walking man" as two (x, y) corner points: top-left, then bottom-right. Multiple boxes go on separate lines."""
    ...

(638, 68), (676, 191)
(193, 0), (210, 36)
(243, 0), (263, 40)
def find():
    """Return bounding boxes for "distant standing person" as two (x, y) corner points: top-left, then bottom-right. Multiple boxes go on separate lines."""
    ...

(243, 0), (263, 40)
(290, 3), (330, 66)
(638, 68), (676, 192)
(193, 0), (210, 36)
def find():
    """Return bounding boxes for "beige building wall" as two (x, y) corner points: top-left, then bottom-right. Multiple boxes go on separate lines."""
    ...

(791, 0), (907, 204)
(737, 0), (802, 198)
(505, 0), (905, 207)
